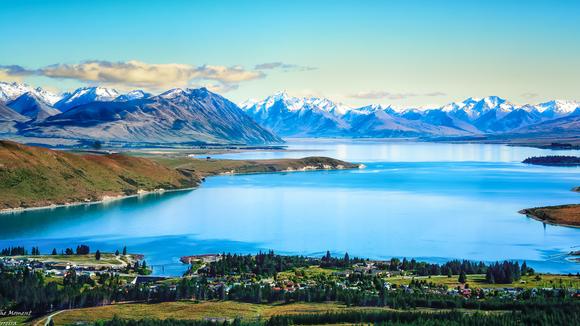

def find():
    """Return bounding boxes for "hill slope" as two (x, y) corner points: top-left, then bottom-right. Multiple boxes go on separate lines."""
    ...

(7, 92), (61, 121)
(0, 103), (28, 134)
(0, 141), (358, 210)
(0, 141), (199, 210)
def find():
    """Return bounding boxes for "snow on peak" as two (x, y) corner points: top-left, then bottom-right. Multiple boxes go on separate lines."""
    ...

(0, 81), (60, 105)
(244, 92), (353, 116)
(482, 95), (506, 108)
(536, 100), (579, 114)
(351, 104), (394, 115)
(66, 86), (119, 102)
(115, 90), (151, 101)
(55, 86), (119, 111)
(159, 88), (186, 99)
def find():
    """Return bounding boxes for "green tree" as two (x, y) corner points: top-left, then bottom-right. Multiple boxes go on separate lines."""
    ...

(122, 246), (127, 256)
(95, 250), (101, 261)
(51, 248), (57, 255)
(115, 249), (120, 256)
(521, 261), (528, 275)
(458, 271), (467, 283)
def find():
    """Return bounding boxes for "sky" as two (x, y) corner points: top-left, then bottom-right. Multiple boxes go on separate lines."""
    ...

(1, 0), (579, 108)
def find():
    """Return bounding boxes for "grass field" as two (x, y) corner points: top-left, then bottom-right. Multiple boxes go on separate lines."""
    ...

(49, 301), (398, 325)
(274, 265), (580, 290)
(152, 156), (358, 177)
(520, 204), (580, 228)
(385, 273), (580, 289)
(6, 253), (136, 267)
(0, 141), (198, 210)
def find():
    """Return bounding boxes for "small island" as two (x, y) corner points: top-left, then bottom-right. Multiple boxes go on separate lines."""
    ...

(522, 155), (580, 166)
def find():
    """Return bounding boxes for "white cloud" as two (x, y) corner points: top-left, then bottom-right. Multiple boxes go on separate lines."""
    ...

(0, 60), (265, 92)
(254, 62), (316, 71)
(521, 92), (538, 99)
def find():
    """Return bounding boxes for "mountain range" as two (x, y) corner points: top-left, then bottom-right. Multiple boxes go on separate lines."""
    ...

(0, 82), (281, 145)
(241, 92), (579, 138)
(0, 81), (578, 145)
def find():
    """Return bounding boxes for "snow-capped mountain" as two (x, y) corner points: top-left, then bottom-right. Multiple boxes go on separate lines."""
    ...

(22, 87), (282, 144)
(241, 94), (579, 138)
(114, 90), (152, 102)
(7, 92), (61, 121)
(242, 92), (351, 116)
(443, 96), (515, 122)
(1, 79), (578, 143)
(0, 82), (61, 105)
(241, 92), (351, 136)
(55, 86), (120, 111)
(535, 100), (579, 119)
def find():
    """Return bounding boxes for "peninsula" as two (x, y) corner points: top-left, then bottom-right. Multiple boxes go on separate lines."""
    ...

(0, 141), (359, 212)
(522, 155), (580, 166)
(520, 204), (580, 228)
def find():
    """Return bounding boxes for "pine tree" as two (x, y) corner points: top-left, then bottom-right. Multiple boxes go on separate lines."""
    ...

(458, 271), (467, 283)
(122, 246), (127, 256)
(51, 248), (57, 255)
(95, 250), (101, 261)
(115, 249), (120, 256)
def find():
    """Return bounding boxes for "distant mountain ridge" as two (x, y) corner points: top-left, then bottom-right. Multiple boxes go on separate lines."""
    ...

(0, 82), (282, 145)
(0, 82), (578, 144)
(241, 92), (579, 138)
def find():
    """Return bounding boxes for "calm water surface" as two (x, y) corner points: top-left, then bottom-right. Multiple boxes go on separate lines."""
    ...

(1, 140), (579, 275)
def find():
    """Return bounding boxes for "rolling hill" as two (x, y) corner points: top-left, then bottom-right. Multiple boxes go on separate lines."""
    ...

(0, 140), (200, 210)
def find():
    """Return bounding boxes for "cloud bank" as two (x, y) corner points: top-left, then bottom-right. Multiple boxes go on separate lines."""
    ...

(0, 60), (267, 92)
(254, 62), (316, 72)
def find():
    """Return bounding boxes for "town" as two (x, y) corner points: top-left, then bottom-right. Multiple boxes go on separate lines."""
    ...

(1, 247), (579, 324)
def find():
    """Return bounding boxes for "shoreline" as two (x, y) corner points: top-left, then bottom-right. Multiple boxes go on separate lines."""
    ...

(0, 163), (362, 215)
(0, 187), (197, 215)
(519, 205), (580, 229)
(519, 209), (580, 229)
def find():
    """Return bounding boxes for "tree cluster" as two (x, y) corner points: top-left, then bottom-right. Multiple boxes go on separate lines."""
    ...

(1, 246), (27, 256)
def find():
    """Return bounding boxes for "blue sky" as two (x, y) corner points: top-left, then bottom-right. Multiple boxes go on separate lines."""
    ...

(1, 0), (579, 107)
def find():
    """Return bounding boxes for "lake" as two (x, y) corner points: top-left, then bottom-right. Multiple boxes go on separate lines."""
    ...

(1, 140), (579, 275)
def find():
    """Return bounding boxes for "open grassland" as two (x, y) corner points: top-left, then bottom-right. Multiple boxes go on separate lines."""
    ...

(520, 204), (580, 228)
(274, 266), (580, 290)
(0, 141), (198, 210)
(50, 301), (406, 325)
(385, 273), (580, 289)
(7, 253), (134, 266)
(151, 156), (358, 178)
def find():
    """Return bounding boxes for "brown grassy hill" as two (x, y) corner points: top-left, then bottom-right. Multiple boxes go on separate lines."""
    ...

(0, 141), (199, 210)
(520, 204), (580, 228)
(0, 141), (360, 211)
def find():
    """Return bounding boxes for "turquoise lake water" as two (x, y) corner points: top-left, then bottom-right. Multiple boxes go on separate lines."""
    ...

(1, 140), (579, 275)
